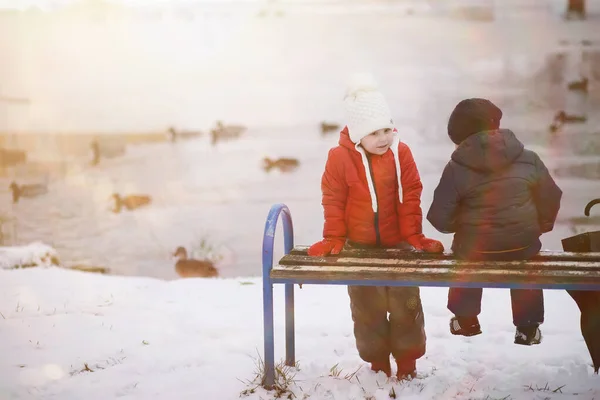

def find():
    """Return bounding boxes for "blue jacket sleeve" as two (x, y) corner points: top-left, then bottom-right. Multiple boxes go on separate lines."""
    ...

(427, 162), (460, 234)
(532, 153), (562, 233)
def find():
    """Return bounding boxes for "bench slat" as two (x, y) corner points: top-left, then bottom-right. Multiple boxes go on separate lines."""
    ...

(279, 254), (600, 272)
(286, 247), (600, 262)
(271, 263), (600, 286)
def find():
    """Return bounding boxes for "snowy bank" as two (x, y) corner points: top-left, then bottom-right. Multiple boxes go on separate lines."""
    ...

(0, 242), (59, 270)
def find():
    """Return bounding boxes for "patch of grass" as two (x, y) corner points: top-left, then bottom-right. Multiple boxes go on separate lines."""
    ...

(69, 265), (109, 274)
(524, 382), (565, 394)
(82, 363), (94, 373)
(239, 281), (255, 286)
(239, 351), (299, 399)
(190, 237), (224, 264)
(70, 363), (95, 375)
(389, 386), (397, 399)
(328, 363), (362, 382)
(70, 354), (127, 376)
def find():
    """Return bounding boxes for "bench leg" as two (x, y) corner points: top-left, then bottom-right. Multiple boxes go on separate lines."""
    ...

(261, 203), (294, 390)
(263, 276), (275, 389)
(285, 283), (295, 366)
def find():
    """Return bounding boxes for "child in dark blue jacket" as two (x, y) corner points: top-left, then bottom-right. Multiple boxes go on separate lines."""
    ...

(427, 98), (562, 345)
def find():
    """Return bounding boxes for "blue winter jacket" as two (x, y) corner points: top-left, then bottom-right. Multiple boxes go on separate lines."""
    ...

(427, 129), (562, 259)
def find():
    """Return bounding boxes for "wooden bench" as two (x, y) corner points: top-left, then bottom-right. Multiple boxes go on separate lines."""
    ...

(261, 204), (600, 389)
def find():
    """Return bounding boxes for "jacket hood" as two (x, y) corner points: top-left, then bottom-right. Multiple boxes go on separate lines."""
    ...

(451, 129), (524, 173)
(339, 126), (356, 150)
(338, 126), (404, 208)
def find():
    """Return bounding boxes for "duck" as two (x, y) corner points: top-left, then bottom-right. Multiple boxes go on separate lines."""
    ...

(173, 246), (218, 278)
(210, 120), (246, 146)
(0, 148), (27, 168)
(110, 193), (152, 213)
(90, 140), (101, 166)
(9, 181), (48, 204)
(90, 139), (127, 166)
(567, 77), (589, 93)
(320, 121), (340, 135)
(548, 110), (588, 133)
(167, 126), (203, 142)
(262, 157), (300, 173)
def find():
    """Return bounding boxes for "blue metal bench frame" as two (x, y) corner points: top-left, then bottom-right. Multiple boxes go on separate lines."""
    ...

(261, 203), (600, 389)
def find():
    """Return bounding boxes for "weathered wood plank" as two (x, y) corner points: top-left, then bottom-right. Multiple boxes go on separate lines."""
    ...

(279, 254), (600, 272)
(286, 247), (600, 262)
(271, 264), (600, 286)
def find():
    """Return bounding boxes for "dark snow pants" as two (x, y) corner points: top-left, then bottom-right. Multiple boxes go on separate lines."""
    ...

(448, 245), (544, 327)
(345, 240), (426, 363)
(348, 285), (426, 363)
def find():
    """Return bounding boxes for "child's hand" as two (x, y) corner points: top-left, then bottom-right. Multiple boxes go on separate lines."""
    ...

(407, 235), (445, 253)
(307, 238), (345, 256)
(421, 237), (444, 253)
(406, 234), (425, 250)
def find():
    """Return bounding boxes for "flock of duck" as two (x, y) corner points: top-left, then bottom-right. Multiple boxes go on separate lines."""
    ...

(2, 120), (341, 278)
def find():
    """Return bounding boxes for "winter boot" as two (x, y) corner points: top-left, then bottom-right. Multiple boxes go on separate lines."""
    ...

(450, 316), (482, 337)
(396, 359), (416, 380)
(370, 359), (391, 377)
(514, 324), (542, 345)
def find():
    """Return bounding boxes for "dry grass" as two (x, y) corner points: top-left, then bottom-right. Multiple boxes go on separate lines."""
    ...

(239, 351), (299, 399)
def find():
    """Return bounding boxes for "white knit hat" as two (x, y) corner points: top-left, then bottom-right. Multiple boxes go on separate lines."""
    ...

(343, 73), (403, 210)
(343, 73), (395, 144)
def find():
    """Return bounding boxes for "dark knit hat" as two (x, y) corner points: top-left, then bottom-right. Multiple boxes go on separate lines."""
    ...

(447, 98), (503, 145)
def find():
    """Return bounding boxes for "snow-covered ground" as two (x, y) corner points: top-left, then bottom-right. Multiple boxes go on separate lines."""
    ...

(1, 264), (599, 400)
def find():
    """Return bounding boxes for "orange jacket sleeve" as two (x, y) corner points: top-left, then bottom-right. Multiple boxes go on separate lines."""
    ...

(321, 148), (348, 239)
(397, 143), (424, 240)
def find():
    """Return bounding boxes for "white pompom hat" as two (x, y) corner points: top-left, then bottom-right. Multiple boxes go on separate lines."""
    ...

(343, 73), (404, 209)
(343, 73), (395, 144)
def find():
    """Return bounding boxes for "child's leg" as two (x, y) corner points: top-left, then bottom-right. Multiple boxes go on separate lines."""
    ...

(448, 288), (483, 336)
(388, 286), (426, 379)
(347, 286), (391, 375)
(448, 287), (483, 317)
(511, 289), (544, 345)
(510, 289), (544, 326)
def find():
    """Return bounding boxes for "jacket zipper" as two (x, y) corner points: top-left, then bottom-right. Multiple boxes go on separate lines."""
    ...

(366, 156), (381, 246)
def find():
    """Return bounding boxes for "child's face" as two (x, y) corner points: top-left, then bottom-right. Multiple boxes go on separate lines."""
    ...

(360, 128), (394, 155)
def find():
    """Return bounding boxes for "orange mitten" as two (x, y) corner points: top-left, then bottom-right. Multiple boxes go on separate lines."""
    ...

(420, 237), (444, 253)
(307, 238), (345, 256)
(407, 235), (444, 253)
(406, 234), (425, 250)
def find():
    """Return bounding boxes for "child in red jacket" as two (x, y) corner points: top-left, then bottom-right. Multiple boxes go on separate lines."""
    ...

(308, 73), (443, 379)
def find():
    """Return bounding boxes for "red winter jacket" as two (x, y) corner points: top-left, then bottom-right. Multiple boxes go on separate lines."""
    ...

(320, 127), (424, 247)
